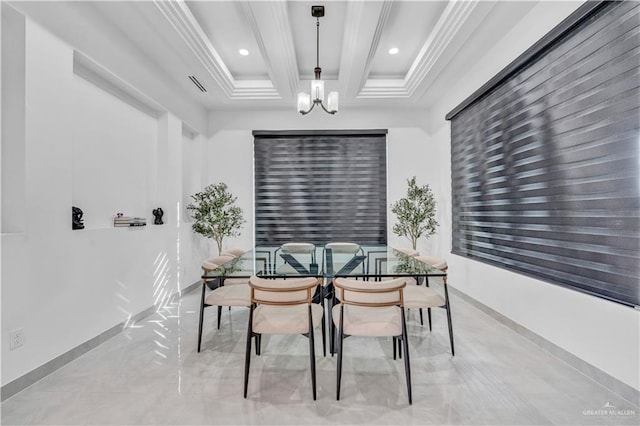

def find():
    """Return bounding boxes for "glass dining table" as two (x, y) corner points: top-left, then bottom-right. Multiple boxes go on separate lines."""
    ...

(201, 244), (450, 353)
(204, 245), (447, 279)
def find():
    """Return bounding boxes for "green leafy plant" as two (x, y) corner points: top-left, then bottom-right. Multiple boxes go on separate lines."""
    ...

(391, 176), (438, 250)
(187, 183), (245, 254)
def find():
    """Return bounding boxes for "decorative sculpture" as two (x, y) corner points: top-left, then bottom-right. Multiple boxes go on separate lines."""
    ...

(153, 207), (164, 225)
(72, 206), (85, 230)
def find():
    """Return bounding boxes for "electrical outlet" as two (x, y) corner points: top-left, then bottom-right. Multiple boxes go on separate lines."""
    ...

(10, 328), (25, 350)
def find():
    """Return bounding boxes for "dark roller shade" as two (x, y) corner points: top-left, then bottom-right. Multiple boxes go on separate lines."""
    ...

(253, 130), (388, 246)
(447, 1), (639, 307)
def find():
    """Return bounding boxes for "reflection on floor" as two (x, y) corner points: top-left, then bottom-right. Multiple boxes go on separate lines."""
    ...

(2, 280), (638, 425)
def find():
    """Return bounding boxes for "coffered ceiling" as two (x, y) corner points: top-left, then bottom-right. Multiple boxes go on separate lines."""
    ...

(8, 1), (543, 114)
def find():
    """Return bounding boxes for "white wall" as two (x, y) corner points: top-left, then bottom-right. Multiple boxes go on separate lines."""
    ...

(1, 5), (25, 234)
(1, 14), (208, 386)
(428, 1), (640, 391)
(181, 131), (211, 279)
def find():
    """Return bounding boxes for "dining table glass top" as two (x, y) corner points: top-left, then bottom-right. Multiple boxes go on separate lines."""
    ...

(203, 245), (446, 279)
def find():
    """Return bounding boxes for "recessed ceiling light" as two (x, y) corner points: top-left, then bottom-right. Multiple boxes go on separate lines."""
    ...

(389, 47), (399, 55)
(239, 49), (249, 56)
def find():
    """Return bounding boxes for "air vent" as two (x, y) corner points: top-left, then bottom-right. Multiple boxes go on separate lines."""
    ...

(188, 75), (207, 93)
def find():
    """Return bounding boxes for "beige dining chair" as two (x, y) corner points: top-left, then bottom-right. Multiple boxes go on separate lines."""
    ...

(198, 255), (250, 352)
(403, 256), (455, 355)
(220, 247), (247, 258)
(201, 255), (236, 288)
(219, 248), (250, 285)
(244, 276), (325, 400)
(323, 242), (363, 274)
(333, 277), (412, 405)
(274, 242), (317, 274)
(394, 247), (420, 257)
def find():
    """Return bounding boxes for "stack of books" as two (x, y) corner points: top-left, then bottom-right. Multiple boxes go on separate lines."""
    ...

(114, 216), (147, 227)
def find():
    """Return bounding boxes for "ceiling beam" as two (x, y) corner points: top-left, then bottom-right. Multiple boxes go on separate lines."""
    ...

(240, 1), (299, 99)
(338, 1), (392, 99)
(153, 0), (280, 100)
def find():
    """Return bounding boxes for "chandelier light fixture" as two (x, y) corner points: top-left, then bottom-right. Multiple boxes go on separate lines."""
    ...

(297, 5), (338, 115)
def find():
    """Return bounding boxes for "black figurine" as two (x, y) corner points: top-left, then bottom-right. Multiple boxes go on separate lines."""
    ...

(153, 207), (164, 225)
(72, 206), (85, 230)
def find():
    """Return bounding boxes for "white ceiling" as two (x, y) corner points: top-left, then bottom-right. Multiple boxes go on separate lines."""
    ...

(8, 1), (543, 114)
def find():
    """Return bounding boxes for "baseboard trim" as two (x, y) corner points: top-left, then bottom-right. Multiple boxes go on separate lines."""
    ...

(1, 281), (202, 401)
(180, 280), (201, 295)
(450, 286), (640, 407)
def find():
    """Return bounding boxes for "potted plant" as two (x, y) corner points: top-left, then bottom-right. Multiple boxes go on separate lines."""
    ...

(187, 182), (245, 254)
(391, 176), (438, 250)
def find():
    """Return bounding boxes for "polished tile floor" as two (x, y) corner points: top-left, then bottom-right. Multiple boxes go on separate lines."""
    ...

(2, 281), (638, 425)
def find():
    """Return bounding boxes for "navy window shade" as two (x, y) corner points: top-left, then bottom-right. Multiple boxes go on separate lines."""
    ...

(447, 1), (639, 307)
(253, 130), (388, 246)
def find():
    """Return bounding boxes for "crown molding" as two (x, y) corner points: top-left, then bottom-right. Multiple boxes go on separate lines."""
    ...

(405, 0), (478, 95)
(154, 0), (280, 100)
(360, 79), (410, 98)
(359, 0), (479, 99)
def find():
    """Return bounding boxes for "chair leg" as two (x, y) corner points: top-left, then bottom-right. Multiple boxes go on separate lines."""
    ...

(321, 309), (327, 357)
(243, 305), (255, 398)
(393, 337), (397, 360)
(393, 337), (403, 359)
(419, 308), (424, 326)
(197, 283), (206, 353)
(308, 305), (317, 400)
(336, 305), (345, 400)
(446, 305), (454, 356)
(329, 295), (336, 356)
(330, 317), (335, 357)
(217, 306), (223, 329)
(401, 309), (412, 405)
(319, 289), (327, 357)
(444, 284), (455, 356)
(426, 279), (433, 332)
